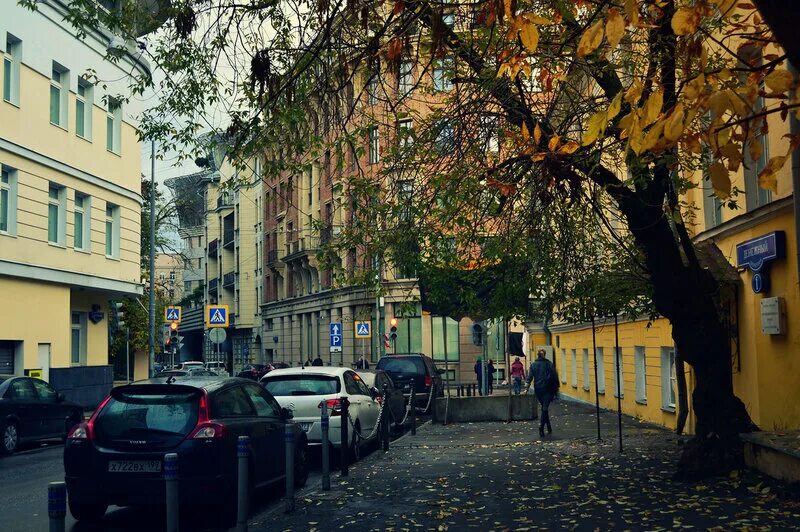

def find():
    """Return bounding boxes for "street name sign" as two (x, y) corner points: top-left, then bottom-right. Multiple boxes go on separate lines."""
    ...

(206, 305), (229, 328)
(355, 320), (371, 339)
(329, 322), (343, 353)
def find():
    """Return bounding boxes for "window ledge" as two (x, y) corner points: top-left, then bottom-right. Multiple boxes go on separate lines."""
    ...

(48, 242), (66, 249)
(0, 231), (17, 238)
(3, 98), (20, 109)
(598, 391), (605, 395)
(50, 122), (68, 132)
(661, 406), (676, 414)
(635, 399), (647, 405)
(77, 134), (92, 143)
(571, 385), (578, 389)
(74, 248), (91, 255)
(105, 255), (120, 261)
(106, 149), (121, 157)
(582, 386), (590, 392)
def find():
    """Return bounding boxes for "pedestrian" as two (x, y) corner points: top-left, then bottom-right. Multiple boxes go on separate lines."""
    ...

(312, 354), (323, 366)
(526, 349), (559, 438)
(355, 355), (370, 369)
(510, 356), (525, 395)
(474, 357), (483, 396)
(487, 360), (496, 395)
(304, 357), (313, 367)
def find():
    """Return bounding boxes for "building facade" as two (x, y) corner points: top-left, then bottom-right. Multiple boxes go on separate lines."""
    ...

(154, 253), (183, 304)
(0, 1), (146, 391)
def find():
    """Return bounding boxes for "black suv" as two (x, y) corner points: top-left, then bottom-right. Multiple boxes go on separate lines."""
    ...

(375, 354), (444, 413)
(64, 377), (308, 525)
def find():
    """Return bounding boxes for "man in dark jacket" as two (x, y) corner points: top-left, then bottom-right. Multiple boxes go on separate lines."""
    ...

(526, 349), (559, 438)
(312, 355), (324, 366)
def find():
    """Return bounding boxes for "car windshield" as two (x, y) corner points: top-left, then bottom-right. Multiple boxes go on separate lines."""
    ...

(263, 375), (341, 396)
(377, 357), (426, 376)
(94, 389), (200, 442)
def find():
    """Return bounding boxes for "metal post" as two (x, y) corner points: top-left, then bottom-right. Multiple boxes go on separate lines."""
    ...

(614, 314), (623, 453)
(409, 380), (416, 436)
(284, 426), (295, 514)
(591, 315), (601, 441)
(238, 435), (250, 529)
(47, 481), (66, 532)
(320, 401), (331, 491)
(126, 327), (130, 383)
(382, 384), (389, 452)
(164, 453), (179, 532)
(148, 139), (156, 377)
(340, 397), (349, 476)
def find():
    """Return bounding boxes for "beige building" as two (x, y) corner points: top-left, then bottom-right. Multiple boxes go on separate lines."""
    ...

(0, 1), (146, 400)
(154, 253), (183, 304)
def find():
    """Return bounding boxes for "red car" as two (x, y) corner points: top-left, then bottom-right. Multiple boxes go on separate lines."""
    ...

(236, 364), (273, 380)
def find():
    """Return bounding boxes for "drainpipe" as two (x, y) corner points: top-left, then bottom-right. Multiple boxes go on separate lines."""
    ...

(790, 62), (800, 287)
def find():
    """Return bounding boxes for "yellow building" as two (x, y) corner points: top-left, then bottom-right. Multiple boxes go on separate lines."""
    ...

(154, 253), (184, 304)
(0, 3), (145, 398)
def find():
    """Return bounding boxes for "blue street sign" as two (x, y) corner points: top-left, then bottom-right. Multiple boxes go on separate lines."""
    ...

(329, 322), (342, 353)
(736, 231), (786, 294)
(206, 305), (229, 328)
(329, 323), (341, 336)
(355, 321), (371, 339)
(165, 306), (182, 322)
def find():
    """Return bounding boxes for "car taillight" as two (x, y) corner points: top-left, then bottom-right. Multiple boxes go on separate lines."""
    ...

(318, 398), (342, 416)
(424, 375), (432, 387)
(189, 422), (226, 439)
(375, 395), (383, 404)
(68, 421), (92, 440)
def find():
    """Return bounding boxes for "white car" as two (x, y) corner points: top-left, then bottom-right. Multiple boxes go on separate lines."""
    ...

(205, 361), (230, 377)
(175, 361), (205, 371)
(261, 367), (381, 460)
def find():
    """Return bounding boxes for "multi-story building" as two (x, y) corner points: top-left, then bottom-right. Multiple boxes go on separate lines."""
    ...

(0, 1), (148, 397)
(154, 253), (183, 303)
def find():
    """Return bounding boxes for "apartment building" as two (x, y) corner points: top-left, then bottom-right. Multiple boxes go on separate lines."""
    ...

(154, 253), (183, 304)
(0, 1), (147, 397)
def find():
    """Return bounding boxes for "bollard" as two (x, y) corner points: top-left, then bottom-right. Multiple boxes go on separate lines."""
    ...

(340, 397), (349, 476)
(382, 384), (390, 452)
(164, 453), (179, 532)
(47, 481), (66, 532)
(284, 425), (295, 513)
(237, 436), (249, 530)
(467, 384), (472, 397)
(410, 380), (417, 436)
(320, 401), (331, 491)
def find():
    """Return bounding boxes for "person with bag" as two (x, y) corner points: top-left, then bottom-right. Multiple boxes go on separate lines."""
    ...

(526, 349), (559, 438)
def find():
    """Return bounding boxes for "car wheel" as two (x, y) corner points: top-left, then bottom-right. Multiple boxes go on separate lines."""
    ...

(349, 424), (361, 462)
(1, 421), (19, 455)
(68, 500), (107, 521)
(294, 444), (309, 488)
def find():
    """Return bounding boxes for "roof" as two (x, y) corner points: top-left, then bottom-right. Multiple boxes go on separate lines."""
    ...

(262, 367), (350, 378)
(126, 376), (248, 392)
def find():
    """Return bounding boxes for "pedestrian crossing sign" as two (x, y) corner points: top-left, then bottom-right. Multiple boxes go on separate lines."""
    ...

(205, 305), (229, 328)
(164, 306), (182, 323)
(355, 320), (371, 339)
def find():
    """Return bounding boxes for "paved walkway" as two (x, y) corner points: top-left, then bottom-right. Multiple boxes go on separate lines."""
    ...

(251, 399), (800, 531)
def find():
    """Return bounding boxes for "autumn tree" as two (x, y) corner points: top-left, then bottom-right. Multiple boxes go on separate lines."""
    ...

(41, 0), (800, 477)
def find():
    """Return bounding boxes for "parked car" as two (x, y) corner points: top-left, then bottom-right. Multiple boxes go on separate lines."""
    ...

(0, 376), (84, 455)
(153, 368), (219, 378)
(375, 354), (444, 413)
(237, 364), (272, 381)
(64, 377), (308, 525)
(205, 361), (229, 377)
(261, 367), (380, 460)
(357, 370), (407, 428)
(271, 362), (290, 370)
(174, 361), (205, 371)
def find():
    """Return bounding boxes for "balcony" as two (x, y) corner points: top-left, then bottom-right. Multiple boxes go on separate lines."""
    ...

(208, 239), (218, 258)
(208, 278), (218, 295)
(217, 192), (233, 209)
(223, 229), (235, 250)
(223, 271), (236, 289)
(282, 235), (321, 261)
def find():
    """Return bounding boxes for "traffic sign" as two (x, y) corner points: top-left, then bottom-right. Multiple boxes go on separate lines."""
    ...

(355, 320), (371, 339)
(329, 322), (342, 353)
(206, 305), (229, 328)
(164, 306), (182, 323)
(208, 328), (227, 344)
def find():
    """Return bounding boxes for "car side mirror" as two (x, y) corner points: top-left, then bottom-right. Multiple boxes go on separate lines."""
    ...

(281, 407), (294, 420)
(56, 392), (65, 402)
(371, 387), (380, 399)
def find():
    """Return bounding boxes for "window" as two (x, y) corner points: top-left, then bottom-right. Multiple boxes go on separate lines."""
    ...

(106, 98), (121, 154)
(184, 280), (192, 292)
(48, 183), (66, 245)
(105, 202), (120, 258)
(738, 45), (771, 211)
(596, 347), (605, 393)
(634, 346), (646, 404)
(10, 379), (37, 400)
(76, 78), (93, 140)
(368, 127), (380, 164)
(3, 34), (21, 105)
(442, 12), (456, 28)
(70, 312), (87, 365)
(482, 116), (499, 152)
(661, 347), (677, 411)
(212, 386), (255, 417)
(398, 60), (413, 97)
(0, 166), (17, 235)
(613, 347), (624, 398)
(31, 379), (57, 402)
(397, 119), (414, 148)
(73, 192), (90, 251)
(307, 167), (313, 205)
(367, 71), (378, 105)
(169, 271), (176, 282)
(433, 58), (453, 92)
(570, 349), (577, 387)
(560, 349), (567, 383)
(243, 384), (280, 417)
(582, 349), (590, 390)
(50, 62), (69, 128)
(393, 307), (423, 352)
(432, 316), (460, 362)
(435, 120), (454, 154)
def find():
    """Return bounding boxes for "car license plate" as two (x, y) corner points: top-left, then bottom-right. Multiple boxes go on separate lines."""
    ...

(299, 422), (313, 432)
(108, 460), (162, 473)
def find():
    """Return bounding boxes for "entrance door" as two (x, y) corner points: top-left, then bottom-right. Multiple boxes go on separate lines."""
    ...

(0, 341), (15, 374)
(38, 344), (51, 383)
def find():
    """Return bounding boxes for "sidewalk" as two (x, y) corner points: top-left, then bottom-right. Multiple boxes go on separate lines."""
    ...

(252, 400), (800, 531)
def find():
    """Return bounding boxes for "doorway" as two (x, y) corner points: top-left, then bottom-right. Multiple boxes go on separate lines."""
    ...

(38, 343), (51, 382)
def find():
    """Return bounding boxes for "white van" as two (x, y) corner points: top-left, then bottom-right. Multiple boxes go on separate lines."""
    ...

(205, 361), (229, 377)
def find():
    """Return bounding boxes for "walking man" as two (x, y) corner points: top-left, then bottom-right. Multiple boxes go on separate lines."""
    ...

(474, 357), (483, 396)
(526, 349), (559, 438)
(510, 356), (525, 395)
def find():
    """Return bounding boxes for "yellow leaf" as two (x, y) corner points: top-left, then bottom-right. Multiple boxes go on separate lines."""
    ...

(684, 74), (705, 100)
(577, 20), (604, 58)
(627, 114), (644, 155)
(748, 139), (763, 163)
(709, 0), (737, 18)
(664, 103), (685, 142)
(642, 89), (663, 127)
(618, 112), (634, 132)
(758, 155), (787, 193)
(548, 135), (560, 152)
(725, 89), (749, 118)
(708, 91), (729, 120)
(671, 7), (700, 36)
(558, 141), (580, 154)
(720, 142), (743, 172)
(533, 123), (542, 145)
(531, 152), (547, 162)
(519, 22), (540, 53)
(497, 62), (510, 78)
(765, 69), (794, 93)
(606, 8), (626, 50)
(583, 110), (607, 146)
(522, 13), (551, 25)
(607, 91), (623, 120)
(641, 121), (665, 153)
(624, 80), (644, 105)
(503, 0), (513, 20)
(709, 161), (731, 199)
(521, 122), (530, 141)
(624, 0), (639, 26)
(719, 68), (732, 81)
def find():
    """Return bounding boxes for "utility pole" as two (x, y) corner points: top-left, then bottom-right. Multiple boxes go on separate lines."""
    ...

(148, 140), (156, 377)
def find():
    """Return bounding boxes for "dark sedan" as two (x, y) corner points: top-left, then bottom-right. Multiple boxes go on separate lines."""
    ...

(357, 369), (408, 428)
(236, 364), (272, 380)
(64, 377), (308, 525)
(0, 376), (84, 455)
